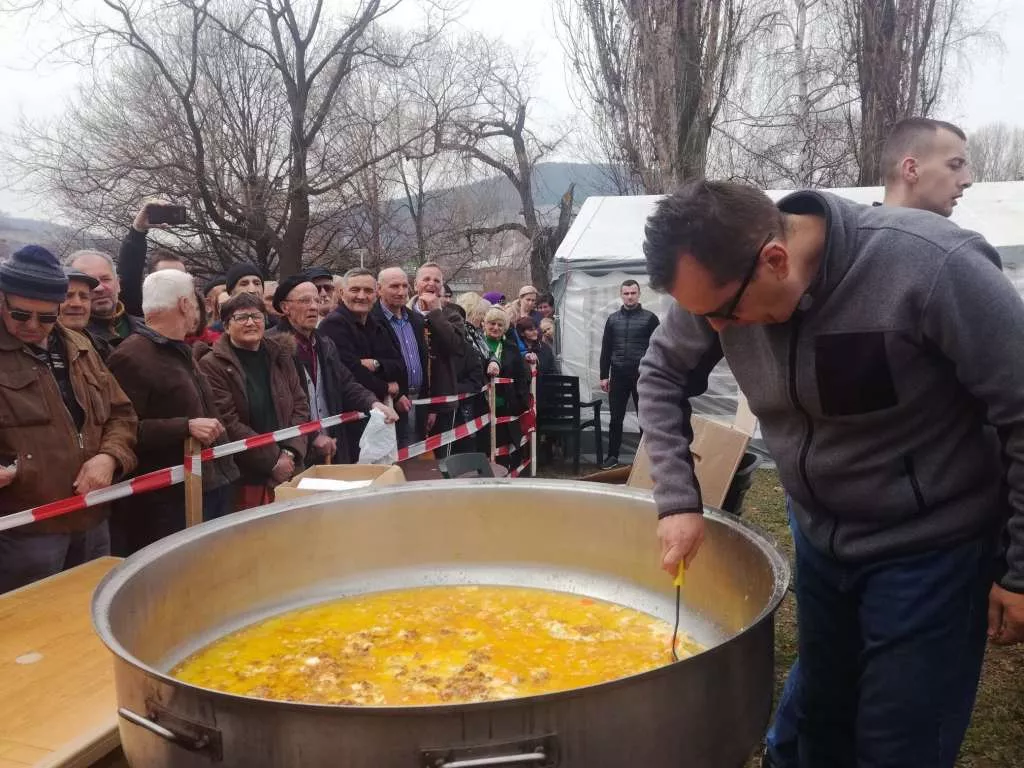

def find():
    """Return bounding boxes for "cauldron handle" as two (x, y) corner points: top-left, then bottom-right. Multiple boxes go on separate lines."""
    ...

(423, 734), (557, 768)
(119, 706), (223, 760)
(436, 754), (548, 768)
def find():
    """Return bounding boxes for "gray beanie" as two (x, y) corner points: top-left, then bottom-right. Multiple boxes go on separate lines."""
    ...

(0, 245), (69, 303)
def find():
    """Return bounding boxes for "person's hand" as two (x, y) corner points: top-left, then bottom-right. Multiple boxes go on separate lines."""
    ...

(387, 381), (399, 397)
(73, 453), (118, 495)
(525, 352), (538, 364)
(0, 464), (17, 489)
(988, 583), (1024, 645)
(487, 361), (500, 377)
(425, 412), (437, 431)
(600, 378), (610, 393)
(312, 433), (336, 460)
(188, 418), (224, 445)
(396, 395), (412, 414)
(418, 291), (441, 312)
(372, 402), (399, 424)
(271, 451), (296, 485)
(657, 513), (706, 575)
(360, 358), (377, 372)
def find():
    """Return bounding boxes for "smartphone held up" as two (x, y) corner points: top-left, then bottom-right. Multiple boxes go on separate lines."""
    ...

(146, 203), (188, 226)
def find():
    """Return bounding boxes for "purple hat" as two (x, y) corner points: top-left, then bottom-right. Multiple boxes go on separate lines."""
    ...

(482, 291), (505, 304)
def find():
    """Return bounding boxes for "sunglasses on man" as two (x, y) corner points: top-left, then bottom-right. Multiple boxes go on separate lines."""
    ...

(700, 234), (773, 322)
(4, 297), (58, 325)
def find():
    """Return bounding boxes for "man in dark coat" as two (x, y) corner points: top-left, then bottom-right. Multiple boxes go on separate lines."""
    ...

(598, 279), (660, 469)
(318, 268), (403, 448)
(107, 270), (238, 554)
(407, 262), (466, 451)
(373, 266), (428, 448)
(269, 274), (390, 463)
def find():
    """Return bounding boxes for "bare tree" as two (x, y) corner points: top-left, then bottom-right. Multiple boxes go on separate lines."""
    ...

(711, 0), (859, 188)
(969, 123), (1024, 183)
(832, 0), (988, 185)
(440, 45), (569, 292)
(9, 0), (454, 277)
(557, 0), (777, 192)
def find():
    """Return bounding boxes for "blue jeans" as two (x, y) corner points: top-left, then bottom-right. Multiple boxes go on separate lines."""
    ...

(770, 513), (992, 768)
(0, 520), (110, 594)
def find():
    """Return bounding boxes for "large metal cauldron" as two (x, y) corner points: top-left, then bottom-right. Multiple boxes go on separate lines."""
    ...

(93, 480), (789, 768)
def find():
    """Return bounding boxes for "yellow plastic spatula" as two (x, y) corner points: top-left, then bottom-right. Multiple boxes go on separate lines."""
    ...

(671, 561), (685, 661)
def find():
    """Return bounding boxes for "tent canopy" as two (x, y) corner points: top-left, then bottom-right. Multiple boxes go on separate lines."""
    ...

(553, 181), (1024, 279)
(551, 182), (1024, 442)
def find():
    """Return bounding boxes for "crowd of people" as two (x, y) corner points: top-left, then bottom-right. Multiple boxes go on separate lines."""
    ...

(0, 201), (559, 593)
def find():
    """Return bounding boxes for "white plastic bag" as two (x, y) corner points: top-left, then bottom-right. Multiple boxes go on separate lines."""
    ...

(357, 409), (398, 465)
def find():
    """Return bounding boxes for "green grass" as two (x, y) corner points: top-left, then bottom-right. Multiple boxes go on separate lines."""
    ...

(741, 468), (1024, 768)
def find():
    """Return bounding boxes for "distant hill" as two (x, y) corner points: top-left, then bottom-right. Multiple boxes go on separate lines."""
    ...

(0, 162), (621, 262)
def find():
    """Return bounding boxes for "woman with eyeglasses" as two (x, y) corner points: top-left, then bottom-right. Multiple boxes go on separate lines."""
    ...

(197, 292), (309, 510)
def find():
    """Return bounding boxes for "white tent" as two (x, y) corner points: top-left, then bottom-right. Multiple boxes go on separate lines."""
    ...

(551, 182), (1024, 438)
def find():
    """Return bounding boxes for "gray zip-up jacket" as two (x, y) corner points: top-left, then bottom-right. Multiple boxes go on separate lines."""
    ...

(638, 191), (1024, 592)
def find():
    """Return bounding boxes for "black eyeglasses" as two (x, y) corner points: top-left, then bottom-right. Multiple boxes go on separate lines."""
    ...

(701, 234), (773, 321)
(4, 297), (58, 325)
(231, 312), (265, 325)
(315, 283), (335, 294)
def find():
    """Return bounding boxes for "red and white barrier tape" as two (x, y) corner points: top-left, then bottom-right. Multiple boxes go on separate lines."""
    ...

(509, 457), (531, 478)
(407, 386), (487, 407)
(493, 430), (534, 457)
(396, 414), (491, 461)
(3, 410), (368, 533)
(0, 464), (187, 533)
(492, 377), (515, 385)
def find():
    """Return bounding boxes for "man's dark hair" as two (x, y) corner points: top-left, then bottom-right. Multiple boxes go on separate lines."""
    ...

(644, 180), (783, 291)
(220, 290), (264, 324)
(880, 118), (967, 183)
(537, 293), (554, 306)
(621, 279), (640, 290)
(149, 248), (184, 272)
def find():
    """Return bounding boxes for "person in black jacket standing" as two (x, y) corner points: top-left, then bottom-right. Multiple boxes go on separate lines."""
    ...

(318, 268), (403, 449)
(598, 279), (659, 469)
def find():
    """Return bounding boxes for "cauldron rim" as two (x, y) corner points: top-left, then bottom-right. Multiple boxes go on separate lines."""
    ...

(92, 479), (790, 714)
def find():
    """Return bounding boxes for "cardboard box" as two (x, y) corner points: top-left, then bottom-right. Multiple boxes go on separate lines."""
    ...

(274, 464), (406, 500)
(627, 395), (755, 509)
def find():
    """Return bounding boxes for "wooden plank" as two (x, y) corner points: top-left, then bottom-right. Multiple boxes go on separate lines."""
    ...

(0, 558), (122, 767)
(184, 437), (203, 527)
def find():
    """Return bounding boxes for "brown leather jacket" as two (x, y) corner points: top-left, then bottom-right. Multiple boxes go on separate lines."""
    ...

(0, 323), (138, 532)
(196, 334), (309, 485)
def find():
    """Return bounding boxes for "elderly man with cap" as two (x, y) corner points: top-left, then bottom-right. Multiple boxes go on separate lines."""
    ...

(303, 266), (338, 322)
(225, 263), (265, 297)
(66, 246), (145, 348)
(268, 273), (394, 464)
(0, 245), (138, 593)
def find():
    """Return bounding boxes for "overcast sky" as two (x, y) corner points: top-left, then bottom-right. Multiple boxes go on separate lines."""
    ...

(0, 0), (1021, 220)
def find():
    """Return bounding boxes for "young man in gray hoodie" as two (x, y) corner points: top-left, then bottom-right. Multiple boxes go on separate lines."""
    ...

(637, 179), (1024, 767)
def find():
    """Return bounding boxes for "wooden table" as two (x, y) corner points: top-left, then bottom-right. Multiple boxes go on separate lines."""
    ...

(0, 558), (122, 768)
(398, 458), (509, 482)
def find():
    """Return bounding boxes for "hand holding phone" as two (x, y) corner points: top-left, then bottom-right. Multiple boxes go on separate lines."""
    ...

(146, 203), (188, 226)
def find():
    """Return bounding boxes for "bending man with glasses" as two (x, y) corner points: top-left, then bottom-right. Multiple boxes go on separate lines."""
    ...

(0, 245), (138, 593)
(637, 181), (1024, 767)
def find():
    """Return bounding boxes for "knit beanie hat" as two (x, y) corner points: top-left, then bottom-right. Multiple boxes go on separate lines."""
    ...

(0, 245), (69, 303)
(202, 274), (226, 297)
(482, 291), (505, 305)
(225, 262), (263, 293)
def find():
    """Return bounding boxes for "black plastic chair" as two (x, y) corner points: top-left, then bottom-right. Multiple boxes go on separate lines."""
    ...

(439, 452), (495, 479)
(536, 375), (603, 475)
